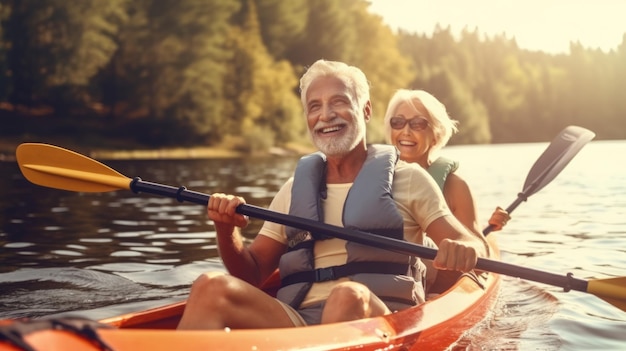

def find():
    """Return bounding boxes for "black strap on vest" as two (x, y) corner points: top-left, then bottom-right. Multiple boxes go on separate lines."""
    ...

(288, 239), (314, 252)
(281, 261), (409, 286)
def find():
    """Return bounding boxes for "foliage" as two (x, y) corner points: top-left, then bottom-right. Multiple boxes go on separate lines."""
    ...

(345, 0), (415, 143)
(0, 0), (625, 150)
(255, 0), (308, 60)
(222, 0), (303, 151)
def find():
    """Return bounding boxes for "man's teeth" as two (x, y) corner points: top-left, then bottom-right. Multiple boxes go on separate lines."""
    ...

(322, 126), (342, 133)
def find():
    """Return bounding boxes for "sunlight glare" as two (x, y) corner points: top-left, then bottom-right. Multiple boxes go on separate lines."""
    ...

(368, 0), (626, 54)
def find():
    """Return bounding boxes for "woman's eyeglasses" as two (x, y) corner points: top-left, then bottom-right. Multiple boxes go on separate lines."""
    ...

(389, 116), (429, 131)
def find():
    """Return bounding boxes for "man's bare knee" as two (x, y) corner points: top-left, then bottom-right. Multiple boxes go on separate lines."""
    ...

(324, 281), (391, 324)
(326, 282), (370, 318)
(179, 272), (235, 330)
(188, 272), (245, 311)
(190, 272), (230, 297)
(326, 282), (368, 309)
(320, 282), (373, 324)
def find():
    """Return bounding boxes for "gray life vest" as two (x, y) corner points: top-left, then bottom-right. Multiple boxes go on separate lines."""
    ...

(276, 144), (424, 310)
(426, 156), (459, 191)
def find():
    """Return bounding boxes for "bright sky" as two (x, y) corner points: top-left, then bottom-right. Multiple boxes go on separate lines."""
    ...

(368, 0), (626, 54)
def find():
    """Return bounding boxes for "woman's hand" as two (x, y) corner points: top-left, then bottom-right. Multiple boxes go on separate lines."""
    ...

(487, 206), (510, 231)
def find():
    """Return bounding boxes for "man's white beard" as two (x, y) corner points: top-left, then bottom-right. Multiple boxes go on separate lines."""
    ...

(312, 117), (366, 157)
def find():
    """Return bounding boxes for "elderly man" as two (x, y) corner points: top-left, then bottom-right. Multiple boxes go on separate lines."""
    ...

(177, 59), (490, 329)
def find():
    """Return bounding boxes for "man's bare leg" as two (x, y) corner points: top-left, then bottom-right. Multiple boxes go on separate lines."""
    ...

(320, 281), (390, 324)
(177, 272), (296, 330)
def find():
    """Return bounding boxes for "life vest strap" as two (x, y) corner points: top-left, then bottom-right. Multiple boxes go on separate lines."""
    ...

(281, 261), (409, 286)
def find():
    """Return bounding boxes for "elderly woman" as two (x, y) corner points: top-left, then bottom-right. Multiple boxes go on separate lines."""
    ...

(383, 89), (509, 292)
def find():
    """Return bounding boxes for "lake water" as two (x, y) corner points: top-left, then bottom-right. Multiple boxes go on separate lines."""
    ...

(1, 140), (625, 350)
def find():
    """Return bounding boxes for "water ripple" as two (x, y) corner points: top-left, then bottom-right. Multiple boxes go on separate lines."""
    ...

(452, 277), (561, 350)
(0, 267), (179, 319)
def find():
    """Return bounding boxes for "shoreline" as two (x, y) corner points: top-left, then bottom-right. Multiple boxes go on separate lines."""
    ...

(88, 145), (303, 160)
(1, 140), (315, 162)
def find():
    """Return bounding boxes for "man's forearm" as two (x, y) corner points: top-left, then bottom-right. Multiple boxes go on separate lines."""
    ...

(215, 223), (260, 284)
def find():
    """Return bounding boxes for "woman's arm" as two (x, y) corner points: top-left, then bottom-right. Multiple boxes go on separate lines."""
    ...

(442, 173), (482, 236)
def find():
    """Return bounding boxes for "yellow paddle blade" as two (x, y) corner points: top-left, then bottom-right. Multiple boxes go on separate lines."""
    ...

(587, 276), (626, 312)
(16, 143), (131, 192)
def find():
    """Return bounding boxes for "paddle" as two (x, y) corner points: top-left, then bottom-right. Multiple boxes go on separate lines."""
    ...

(483, 125), (596, 235)
(15, 142), (625, 312)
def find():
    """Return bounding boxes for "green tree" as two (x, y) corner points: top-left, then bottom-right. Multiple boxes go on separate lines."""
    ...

(2, 0), (625, 148)
(256, 0), (308, 60)
(223, 0), (303, 152)
(428, 71), (491, 144)
(4, 0), (58, 106)
(3, 0), (127, 114)
(347, 0), (415, 143)
(397, 28), (491, 143)
(609, 34), (626, 139)
(287, 0), (356, 67)
(105, 0), (240, 145)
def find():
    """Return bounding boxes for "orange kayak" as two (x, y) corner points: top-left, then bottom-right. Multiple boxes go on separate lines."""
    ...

(0, 237), (500, 351)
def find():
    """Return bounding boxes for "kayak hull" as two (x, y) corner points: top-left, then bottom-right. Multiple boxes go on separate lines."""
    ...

(1, 237), (501, 351)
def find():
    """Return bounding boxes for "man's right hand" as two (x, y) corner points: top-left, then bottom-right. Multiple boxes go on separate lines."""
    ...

(208, 193), (250, 228)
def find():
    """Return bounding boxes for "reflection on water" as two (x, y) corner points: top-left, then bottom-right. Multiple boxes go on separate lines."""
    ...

(0, 156), (299, 319)
(1, 141), (625, 349)
(1, 157), (298, 270)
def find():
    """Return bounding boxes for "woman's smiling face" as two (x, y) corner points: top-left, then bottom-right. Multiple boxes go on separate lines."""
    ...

(389, 99), (436, 166)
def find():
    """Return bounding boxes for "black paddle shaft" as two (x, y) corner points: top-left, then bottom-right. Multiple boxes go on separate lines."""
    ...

(129, 177), (590, 294)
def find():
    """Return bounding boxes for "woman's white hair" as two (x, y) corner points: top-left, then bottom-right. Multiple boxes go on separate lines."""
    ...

(383, 89), (458, 151)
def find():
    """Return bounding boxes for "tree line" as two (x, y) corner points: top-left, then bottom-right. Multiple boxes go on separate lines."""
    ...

(0, 0), (624, 151)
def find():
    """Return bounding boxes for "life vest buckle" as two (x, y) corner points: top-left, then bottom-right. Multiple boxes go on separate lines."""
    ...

(315, 267), (336, 282)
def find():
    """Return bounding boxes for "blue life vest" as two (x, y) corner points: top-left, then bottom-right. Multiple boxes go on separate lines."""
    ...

(276, 145), (424, 310)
